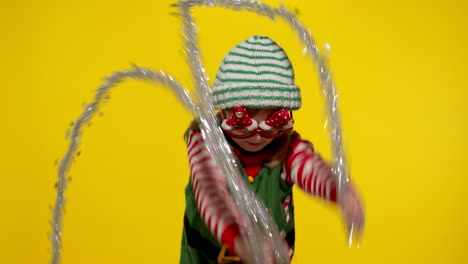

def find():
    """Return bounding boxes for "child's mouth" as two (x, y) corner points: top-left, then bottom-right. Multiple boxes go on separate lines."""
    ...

(246, 141), (263, 146)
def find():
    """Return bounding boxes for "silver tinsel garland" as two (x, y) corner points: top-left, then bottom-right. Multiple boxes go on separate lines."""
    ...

(50, 67), (196, 264)
(51, 1), (362, 263)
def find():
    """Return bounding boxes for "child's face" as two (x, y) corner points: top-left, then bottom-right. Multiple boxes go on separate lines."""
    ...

(224, 109), (276, 152)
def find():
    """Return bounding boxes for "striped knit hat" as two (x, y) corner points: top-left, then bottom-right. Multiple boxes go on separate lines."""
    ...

(211, 35), (301, 110)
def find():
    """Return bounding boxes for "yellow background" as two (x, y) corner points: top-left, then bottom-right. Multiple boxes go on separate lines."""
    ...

(1, 0), (467, 263)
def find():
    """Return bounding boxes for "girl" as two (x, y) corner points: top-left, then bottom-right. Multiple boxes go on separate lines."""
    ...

(180, 35), (363, 264)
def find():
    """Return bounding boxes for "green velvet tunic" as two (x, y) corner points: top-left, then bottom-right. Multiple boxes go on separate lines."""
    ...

(180, 162), (295, 263)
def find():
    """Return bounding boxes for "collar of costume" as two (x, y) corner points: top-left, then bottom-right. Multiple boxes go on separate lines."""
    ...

(225, 133), (285, 166)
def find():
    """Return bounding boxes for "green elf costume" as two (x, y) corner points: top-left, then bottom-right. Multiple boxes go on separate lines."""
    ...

(180, 36), (338, 264)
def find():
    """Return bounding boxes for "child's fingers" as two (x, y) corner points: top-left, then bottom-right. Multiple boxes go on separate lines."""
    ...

(280, 230), (286, 238)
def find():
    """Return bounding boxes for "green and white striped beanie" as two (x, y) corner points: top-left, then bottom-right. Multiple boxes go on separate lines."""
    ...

(211, 35), (301, 110)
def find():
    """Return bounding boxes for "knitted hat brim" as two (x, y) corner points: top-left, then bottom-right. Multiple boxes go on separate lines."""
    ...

(211, 83), (301, 110)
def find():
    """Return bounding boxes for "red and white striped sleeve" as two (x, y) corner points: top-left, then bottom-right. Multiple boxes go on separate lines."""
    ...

(186, 128), (242, 251)
(283, 134), (338, 202)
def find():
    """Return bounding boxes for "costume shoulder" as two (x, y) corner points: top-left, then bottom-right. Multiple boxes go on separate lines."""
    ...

(183, 118), (201, 143)
(287, 131), (315, 154)
(183, 113), (223, 142)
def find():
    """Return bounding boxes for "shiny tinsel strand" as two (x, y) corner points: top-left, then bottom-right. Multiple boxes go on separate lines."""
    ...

(50, 67), (195, 264)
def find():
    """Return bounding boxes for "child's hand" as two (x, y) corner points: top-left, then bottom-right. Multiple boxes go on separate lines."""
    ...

(339, 184), (365, 245)
(233, 231), (290, 264)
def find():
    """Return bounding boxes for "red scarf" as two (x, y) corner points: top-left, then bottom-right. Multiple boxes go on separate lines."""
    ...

(228, 135), (286, 178)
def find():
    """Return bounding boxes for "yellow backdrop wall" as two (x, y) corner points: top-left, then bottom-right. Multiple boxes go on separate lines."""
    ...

(1, 0), (467, 263)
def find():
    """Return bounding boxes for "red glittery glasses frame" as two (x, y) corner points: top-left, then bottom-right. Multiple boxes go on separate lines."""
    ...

(220, 110), (294, 139)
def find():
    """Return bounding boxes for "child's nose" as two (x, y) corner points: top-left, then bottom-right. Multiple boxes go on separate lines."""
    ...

(252, 133), (262, 141)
